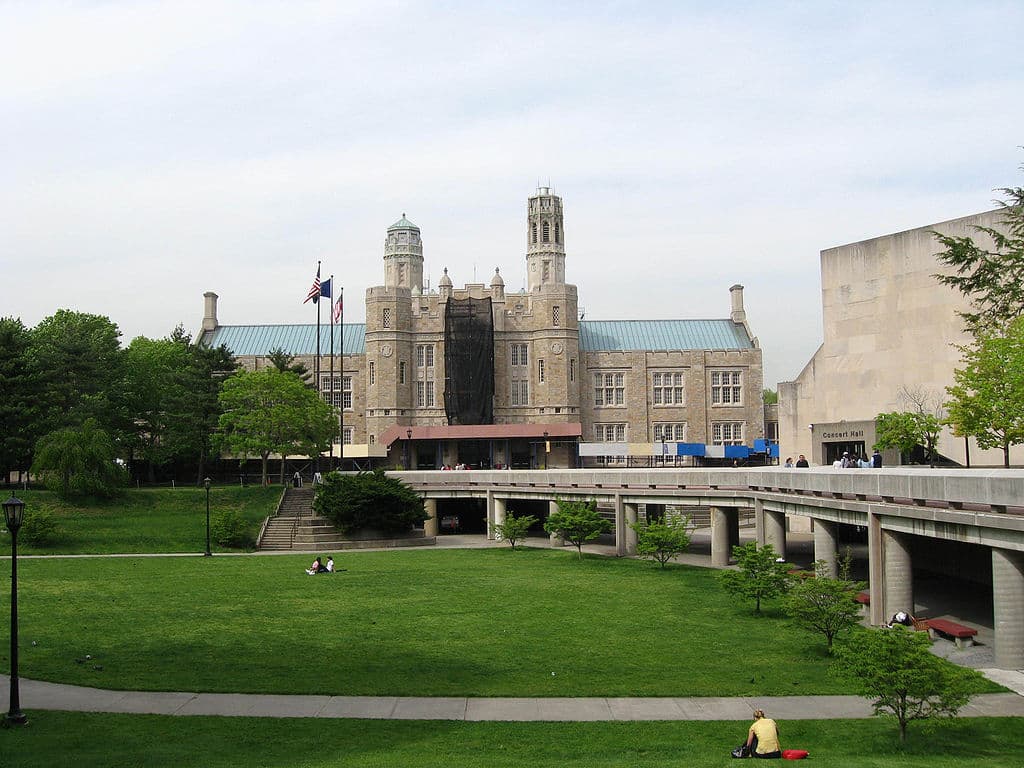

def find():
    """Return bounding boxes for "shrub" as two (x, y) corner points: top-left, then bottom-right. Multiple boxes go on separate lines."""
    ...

(631, 514), (693, 568)
(496, 512), (537, 549)
(719, 542), (793, 613)
(543, 498), (611, 559)
(314, 469), (427, 536)
(211, 509), (254, 549)
(18, 509), (61, 547)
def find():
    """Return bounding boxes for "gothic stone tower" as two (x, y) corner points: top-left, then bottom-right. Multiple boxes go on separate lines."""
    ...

(526, 187), (566, 291)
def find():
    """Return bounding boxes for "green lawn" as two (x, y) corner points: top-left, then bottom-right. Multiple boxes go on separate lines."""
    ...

(3, 713), (1024, 767)
(1, 486), (281, 554)
(0, 548), (999, 697)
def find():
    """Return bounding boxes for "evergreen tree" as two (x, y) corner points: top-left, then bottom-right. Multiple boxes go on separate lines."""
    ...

(0, 317), (40, 480)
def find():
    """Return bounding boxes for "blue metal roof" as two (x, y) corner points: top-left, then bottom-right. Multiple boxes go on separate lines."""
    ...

(203, 324), (366, 356)
(578, 320), (752, 351)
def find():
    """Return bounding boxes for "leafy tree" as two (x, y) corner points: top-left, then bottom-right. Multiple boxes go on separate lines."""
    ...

(933, 170), (1024, 335)
(27, 310), (127, 436)
(124, 335), (190, 481)
(313, 469), (426, 535)
(785, 559), (865, 653)
(0, 317), (40, 480)
(210, 509), (255, 549)
(543, 498), (611, 559)
(719, 542), (792, 613)
(874, 407), (942, 465)
(495, 511), (537, 550)
(30, 418), (127, 499)
(762, 388), (778, 405)
(266, 346), (312, 384)
(945, 316), (1024, 467)
(631, 514), (693, 568)
(216, 368), (336, 485)
(832, 626), (973, 743)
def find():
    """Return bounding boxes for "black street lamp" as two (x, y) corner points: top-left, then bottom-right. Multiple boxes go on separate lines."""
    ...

(203, 477), (212, 557)
(3, 494), (27, 725)
(543, 431), (549, 470)
(405, 428), (412, 470)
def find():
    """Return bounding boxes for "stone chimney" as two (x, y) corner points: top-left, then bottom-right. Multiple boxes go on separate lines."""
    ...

(202, 292), (219, 332)
(729, 284), (746, 324)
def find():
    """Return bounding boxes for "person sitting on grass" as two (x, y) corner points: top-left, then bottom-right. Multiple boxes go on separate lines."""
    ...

(324, 556), (334, 573)
(745, 709), (782, 759)
(305, 556), (321, 575)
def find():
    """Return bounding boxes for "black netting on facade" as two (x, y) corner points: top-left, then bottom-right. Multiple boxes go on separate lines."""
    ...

(444, 297), (494, 425)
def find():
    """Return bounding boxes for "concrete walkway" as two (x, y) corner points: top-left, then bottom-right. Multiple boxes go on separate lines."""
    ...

(4, 675), (1024, 721)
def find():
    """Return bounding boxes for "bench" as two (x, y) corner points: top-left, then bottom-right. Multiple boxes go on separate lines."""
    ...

(925, 618), (978, 649)
(854, 591), (870, 605)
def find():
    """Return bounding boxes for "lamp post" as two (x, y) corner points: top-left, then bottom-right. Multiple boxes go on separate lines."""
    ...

(543, 430), (549, 470)
(405, 428), (412, 470)
(3, 494), (27, 725)
(203, 477), (212, 557)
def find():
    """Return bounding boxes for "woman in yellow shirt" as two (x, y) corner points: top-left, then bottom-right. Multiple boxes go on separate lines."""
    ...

(745, 709), (782, 758)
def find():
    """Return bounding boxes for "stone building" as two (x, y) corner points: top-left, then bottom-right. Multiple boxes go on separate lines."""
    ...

(199, 188), (765, 468)
(778, 208), (1021, 467)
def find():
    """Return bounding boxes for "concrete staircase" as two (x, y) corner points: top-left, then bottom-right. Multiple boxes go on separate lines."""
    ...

(257, 487), (316, 551)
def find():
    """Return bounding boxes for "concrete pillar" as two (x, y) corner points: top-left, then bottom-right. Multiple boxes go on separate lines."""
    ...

(882, 529), (913, 624)
(813, 519), (839, 578)
(614, 494), (626, 556)
(754, 498), (766, 547)
(764, 510), (786, 560)
(486, 490), (495, 540)
(992, 548), (1024, 669)
(710, 506), (730, 567)
(494, 497), (506, 541)
(424, 498), (438, 537)
(548, 500), (564, 547)
(867, 512), (885, 626)
(625, 502), (639, 556)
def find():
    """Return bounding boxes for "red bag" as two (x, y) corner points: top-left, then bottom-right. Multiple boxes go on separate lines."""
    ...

(782, 749), (809, 760)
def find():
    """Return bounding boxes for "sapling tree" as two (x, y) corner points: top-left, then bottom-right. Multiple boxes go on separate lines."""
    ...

(719, 542), (792, 613)
(785, 559), (865, 652)
(543, 498), (611, 559)
(631, 513), (693, 568)
(495, 512), (537, 550)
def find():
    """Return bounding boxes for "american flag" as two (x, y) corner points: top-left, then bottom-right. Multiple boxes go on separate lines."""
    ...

(303, 270), (321, 304)
(332, 295), (343, 323)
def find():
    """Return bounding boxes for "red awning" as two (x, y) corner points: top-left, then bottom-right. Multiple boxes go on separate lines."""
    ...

(381, 422), (582, 448)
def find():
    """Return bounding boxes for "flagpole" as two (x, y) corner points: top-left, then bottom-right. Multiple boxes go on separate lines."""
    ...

(315, 261), (322, 475)
(329, 274), (335, 468)
(339, 287), (344, 471)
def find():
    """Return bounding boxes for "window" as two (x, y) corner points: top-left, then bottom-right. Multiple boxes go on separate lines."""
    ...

(320, 375), (342, 407)
(510, 379), (529, 406)
(399, 361), (407, 385)
(538, 358), (545, 383)
(569, 358), (576, 383)
(369, 434), (375, 444)
(555, 220), (560, 244)
(654, 423), (687, 442)
(369, 361), (375, 386)
(511, 343), (528, 367)
(382, 307), (392, 328)
(397, 263), (405, 285)
(552, 305), (560, 326)
(342, 376), (352, 410)
(542, 220), (550, 243)
(711, 370), (742, 405)
(531, 221), (537, 244)
(416, 380), (435, 408)
(712, 422), (744, 446)
(652, 372), (685, 405)
(594, 372), (625, 407)
(343, 427), (353, 445)
(593, 423), (626, 442)
(542, 261), (550, 282)
(416, 344), (434, 369)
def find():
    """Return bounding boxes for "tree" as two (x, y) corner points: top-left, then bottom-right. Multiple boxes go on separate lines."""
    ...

(124, 335), (190, 481)
(933, 170), (1024, 336)
(944, 317), (1024, 467)
(495, 511), (537, 550)
(30, 418), (127, 499)
(631, 514), (693, 568)
(832, 626), (973, 743)
(719, 542), (792, 613)
(0, 317), (40, 481)
(873, 408), (942, 465)
(216, 368), (336, 485)
(785, 559), (865, 653)
(543, 498), (611, 559)
(266, 346), (312, 384)
(313, 469), (426, 535)
(762, 388), (778, 405)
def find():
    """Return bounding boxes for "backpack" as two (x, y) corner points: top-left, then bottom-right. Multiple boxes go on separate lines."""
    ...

(731, 743), (750, 758)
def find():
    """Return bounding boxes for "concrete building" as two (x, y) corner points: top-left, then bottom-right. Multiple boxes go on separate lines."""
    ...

(199, 188), (766, 468)
(778, 209), (1022, 467)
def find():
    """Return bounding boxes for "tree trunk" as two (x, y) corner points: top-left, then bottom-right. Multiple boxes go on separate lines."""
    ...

(898, 717), (907, 743)
(261, 453), (270, 486)
(1004, 443), (1011, 468)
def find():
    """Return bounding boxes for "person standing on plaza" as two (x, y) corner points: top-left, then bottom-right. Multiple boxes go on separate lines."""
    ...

(795, 455), (809, 468)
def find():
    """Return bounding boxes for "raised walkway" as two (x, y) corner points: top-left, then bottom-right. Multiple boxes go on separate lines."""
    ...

(4, 675), (1024, 720)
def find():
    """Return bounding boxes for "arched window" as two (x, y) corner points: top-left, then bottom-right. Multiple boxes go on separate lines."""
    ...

(531, 221), (537, 244)
(554, 221), (560, 244)
(542, 220), (550, 243)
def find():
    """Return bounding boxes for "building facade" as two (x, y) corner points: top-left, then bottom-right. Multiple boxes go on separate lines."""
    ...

(200, 188), (765, 468)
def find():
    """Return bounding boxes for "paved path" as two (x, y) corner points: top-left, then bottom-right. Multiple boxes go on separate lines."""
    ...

(4, 675), (1024, 721)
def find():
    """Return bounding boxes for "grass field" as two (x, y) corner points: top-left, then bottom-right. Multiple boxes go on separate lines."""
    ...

(0, 547), (999, 698)
(3, 712), (1024, 767)
(1, 486), (281, 554)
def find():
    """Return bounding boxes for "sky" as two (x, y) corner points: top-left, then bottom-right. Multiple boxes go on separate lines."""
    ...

(3, 1), (1023, 387)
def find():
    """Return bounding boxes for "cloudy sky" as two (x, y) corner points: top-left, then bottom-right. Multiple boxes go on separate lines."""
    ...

(3, 1), (1023, 386)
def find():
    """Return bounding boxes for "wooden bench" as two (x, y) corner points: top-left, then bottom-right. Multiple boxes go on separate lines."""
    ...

(854, 591), (870, 605)
(925, 618), (978, 649)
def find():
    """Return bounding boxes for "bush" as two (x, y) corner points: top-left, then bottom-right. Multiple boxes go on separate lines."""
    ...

(314, 469), (427, 536)
(543, 498), (610, 559)
(211, 509), (254, 549)
(496, 512), (537, 549)
(632, 514), (693, 568)
(18, 509), (61, 547)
